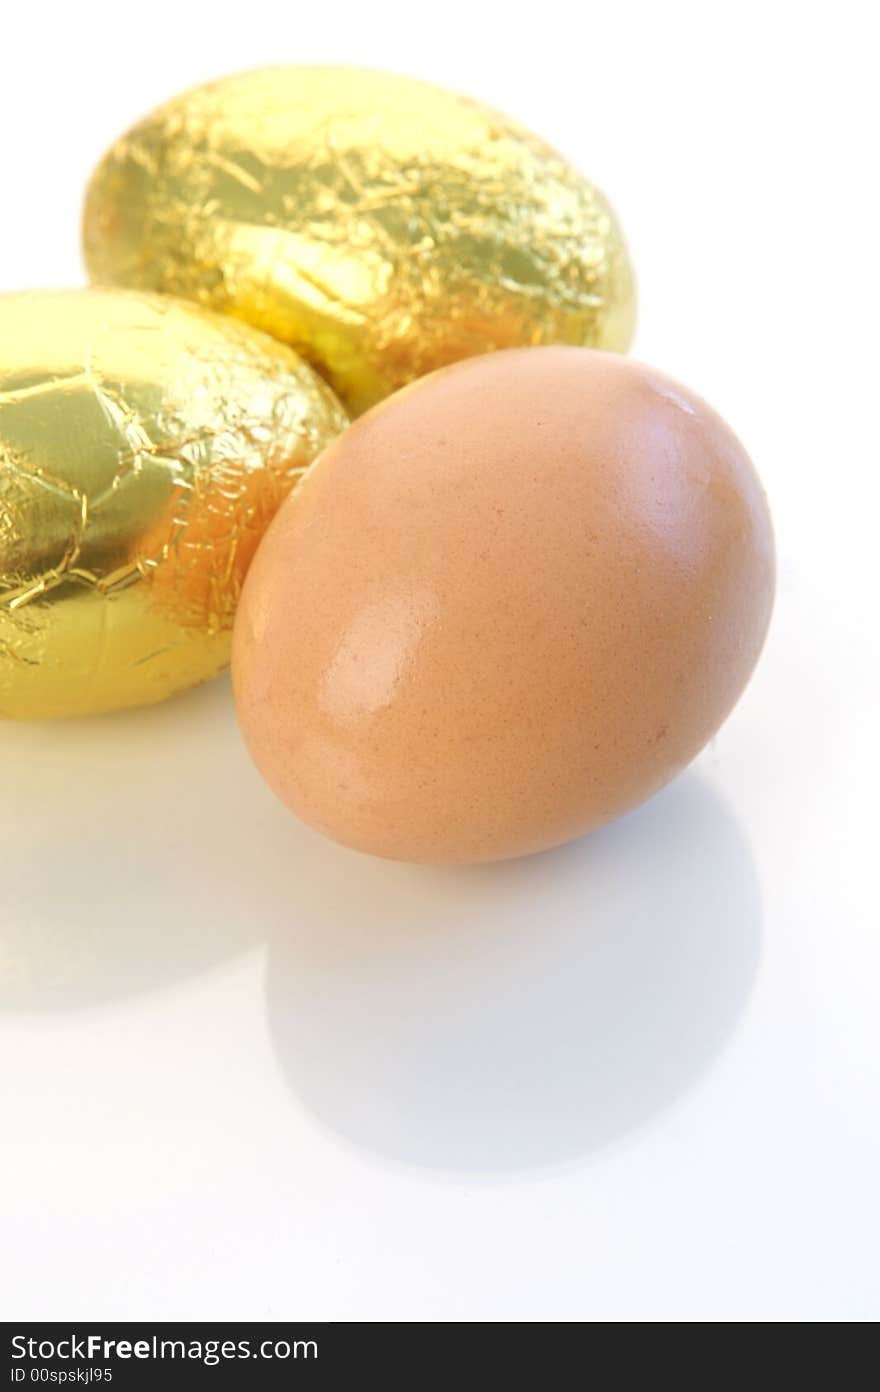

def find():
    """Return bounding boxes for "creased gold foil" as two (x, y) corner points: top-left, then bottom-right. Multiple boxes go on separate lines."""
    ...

(83, 67), (636, 416)
(0, 289), (347, 719)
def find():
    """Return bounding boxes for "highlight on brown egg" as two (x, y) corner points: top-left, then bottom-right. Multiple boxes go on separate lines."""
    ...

(232, 347), (775, 864)
(82, 66), (636, 416)
(0, 288), (347, 719)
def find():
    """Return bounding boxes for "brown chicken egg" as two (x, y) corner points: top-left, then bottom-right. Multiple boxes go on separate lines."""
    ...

(233, 347), (774, 863)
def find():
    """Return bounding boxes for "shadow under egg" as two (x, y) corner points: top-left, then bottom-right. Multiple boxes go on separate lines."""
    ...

(264, 773), (762, 1173)
(0, 677), (270, 1008)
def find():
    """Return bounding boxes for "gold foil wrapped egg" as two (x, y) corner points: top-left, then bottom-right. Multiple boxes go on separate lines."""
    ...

(83, 66), (636, 415)
(0, 289), (347, 719)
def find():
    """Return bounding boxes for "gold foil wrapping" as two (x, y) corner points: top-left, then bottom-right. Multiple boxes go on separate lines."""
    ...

(83, 67), (636, 415)
(0, 289), (347, 719)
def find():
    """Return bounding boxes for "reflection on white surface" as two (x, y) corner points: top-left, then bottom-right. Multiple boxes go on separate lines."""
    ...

(265, 774), (761, 1170)
(0, 678), (265, 1008)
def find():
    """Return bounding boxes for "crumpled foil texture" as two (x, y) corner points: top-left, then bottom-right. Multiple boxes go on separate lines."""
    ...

(0, 289), (347, 718)
(83, 67), (636, 415)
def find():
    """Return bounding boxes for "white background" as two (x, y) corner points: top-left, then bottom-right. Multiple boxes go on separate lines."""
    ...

(1, 0), (877, 1322)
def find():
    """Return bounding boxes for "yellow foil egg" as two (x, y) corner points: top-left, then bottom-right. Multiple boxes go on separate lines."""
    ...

(83, 66), (636, 415)
(0, 289), (347, 719)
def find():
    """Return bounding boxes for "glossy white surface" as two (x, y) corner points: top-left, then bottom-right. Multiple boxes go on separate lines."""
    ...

(1, 0), (877, 1321)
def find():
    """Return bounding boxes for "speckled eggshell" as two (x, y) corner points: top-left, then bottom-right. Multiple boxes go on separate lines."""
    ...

(232, 347), (775, 863)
